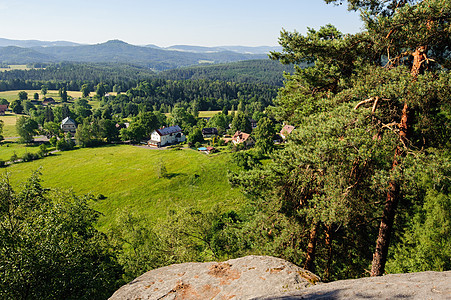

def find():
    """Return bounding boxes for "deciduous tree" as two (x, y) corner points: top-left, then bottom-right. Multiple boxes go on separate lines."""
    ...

(253, 117), (275, 154)
(18, 91), (28, 101)
(0, 171), (123, 299)
(16, 116), (38, 143)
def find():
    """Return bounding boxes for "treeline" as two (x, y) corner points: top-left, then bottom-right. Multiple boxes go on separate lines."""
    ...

(7, 79), (276, 121)
(108, 79), (277, 114)
(0, 60), (295, 93)
(0, 63), (155, 92)
(160, 59), (296, 86)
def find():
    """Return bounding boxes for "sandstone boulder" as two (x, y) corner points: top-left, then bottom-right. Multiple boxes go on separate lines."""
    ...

(258, 270), (451, 299)
(109, 255), (320, 300)
(110, 255), (451, 300)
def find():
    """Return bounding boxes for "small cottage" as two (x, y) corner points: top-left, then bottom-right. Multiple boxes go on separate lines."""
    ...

(61, 117), (77, 133)
(202, 127), (218, 138)
(232, 131), (255, 147)
(148, 125), (186, 147)
(0, 105), (8, 115)
(280, 124), (295, 140)
(43, 98), (56, 105)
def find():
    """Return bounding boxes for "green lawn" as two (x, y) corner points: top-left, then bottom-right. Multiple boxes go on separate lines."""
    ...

(0, 141), (45, 161)
(0, 90), (96, 102)
(5, 145), (245, 231)
(199, 110), (221, 118)
(0, 65), (32, 72)
(0, 113), (19, 137)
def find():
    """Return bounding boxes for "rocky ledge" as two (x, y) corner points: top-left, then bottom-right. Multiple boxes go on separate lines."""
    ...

(109, 255), (450, 300)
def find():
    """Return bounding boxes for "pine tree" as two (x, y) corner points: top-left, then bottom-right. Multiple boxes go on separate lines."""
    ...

(232, 0), (450, 279)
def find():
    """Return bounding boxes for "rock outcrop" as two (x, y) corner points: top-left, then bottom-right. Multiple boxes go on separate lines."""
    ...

(258, 270), (451, 299)
(109, 255), (319, 299)
(110, 255), (451, 300)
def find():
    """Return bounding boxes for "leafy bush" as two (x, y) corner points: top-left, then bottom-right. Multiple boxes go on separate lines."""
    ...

(0, 171), (123, 299)
(56, 138), (75, 151)
(22, 152), (39, 162)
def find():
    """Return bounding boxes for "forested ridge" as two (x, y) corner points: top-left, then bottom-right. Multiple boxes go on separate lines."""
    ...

(0, 39), (267, 70)
(0, 63), (155, 92)
(160, 59), (296, 86)
(0, 0), (450, 299)
(0, 59), (291, 90)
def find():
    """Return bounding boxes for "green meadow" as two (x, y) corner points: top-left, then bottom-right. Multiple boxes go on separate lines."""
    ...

(0, 64), (32, 71)
(0, 113), (19, 138)
(5, 145), (245, 230)
(0, 90), (99, 102)
(0, 141), (45, 161)
(199, 110), (221, 118)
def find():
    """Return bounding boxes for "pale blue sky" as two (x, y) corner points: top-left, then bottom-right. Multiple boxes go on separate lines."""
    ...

(1, 0), (363, 46)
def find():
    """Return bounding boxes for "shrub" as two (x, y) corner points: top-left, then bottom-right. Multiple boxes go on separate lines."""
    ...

(22, 152), (39, 162)
(10, 152), (18, 162)
(49, 136), (57, 147)
(56, 138), (75, 151)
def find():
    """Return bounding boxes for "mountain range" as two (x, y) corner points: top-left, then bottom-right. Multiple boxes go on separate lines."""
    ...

(0, 38), (281, 71)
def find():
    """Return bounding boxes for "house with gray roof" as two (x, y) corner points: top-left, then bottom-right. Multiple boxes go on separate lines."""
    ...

(148, 125), (185, 147)
(61, 117), (77, 133)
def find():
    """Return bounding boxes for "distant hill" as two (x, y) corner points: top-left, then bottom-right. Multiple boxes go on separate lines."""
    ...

(0, 46), (56, 64)
(159, 45), (282, 54)
(0, 39), (270, 71)
(0, 37), (81, 48)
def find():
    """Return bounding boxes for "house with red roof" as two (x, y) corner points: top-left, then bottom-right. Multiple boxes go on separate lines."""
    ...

(231, 131), (255, 147)
(0, 105), (8, 115)
(280, 124), (295, 140)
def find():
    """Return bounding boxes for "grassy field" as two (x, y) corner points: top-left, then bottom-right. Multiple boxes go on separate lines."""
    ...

(165, 111), (221, 119)
(0, 141), (46, 161)
(0, 90), (101, 101)
(199, 110), (221, 118)
(0, 113), (19, 137)
(5, 145), (245, 231)
(0, 90), (107, 112)
(0, 65), (32, 72)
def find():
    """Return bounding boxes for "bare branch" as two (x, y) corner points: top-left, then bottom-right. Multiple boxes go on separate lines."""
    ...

(354, 98), (374, 110)
(381, 122), (398, 130)
(372, 96), (380, 113)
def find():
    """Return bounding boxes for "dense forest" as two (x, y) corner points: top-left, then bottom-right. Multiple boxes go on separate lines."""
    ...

(0, 63), (155, 92)
(0, 59), (292, 90)
(0, 0), (450, 299)
(160, 59), (296, 86)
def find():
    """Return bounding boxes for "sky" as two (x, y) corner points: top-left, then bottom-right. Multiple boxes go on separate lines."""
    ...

(0, 0), (363, 47)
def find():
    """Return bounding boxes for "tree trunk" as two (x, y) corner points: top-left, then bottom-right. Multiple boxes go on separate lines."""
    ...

(304, 221), (319, 271)
(371, 102), (408, 276)
(324, 224), (333, 281)
(370, 157), (401, 276)
(371, 44), (425, 276)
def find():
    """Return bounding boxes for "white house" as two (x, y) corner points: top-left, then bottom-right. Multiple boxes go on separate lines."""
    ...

(148, 125), (186, 147)
(61, 117), (77, 133)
